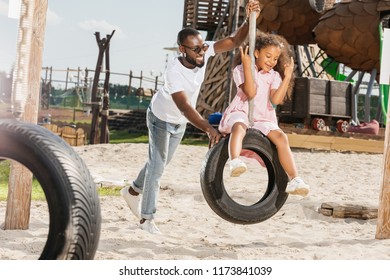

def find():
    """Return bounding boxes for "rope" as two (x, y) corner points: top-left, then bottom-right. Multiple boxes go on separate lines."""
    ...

(247, 0), (257, 127)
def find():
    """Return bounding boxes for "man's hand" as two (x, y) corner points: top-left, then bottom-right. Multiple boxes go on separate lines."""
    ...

(246, 0), (261, 20)
(207, 126), (221, 148)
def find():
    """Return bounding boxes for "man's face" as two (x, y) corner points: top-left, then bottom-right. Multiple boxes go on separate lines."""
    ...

(180, 35), (209, 68)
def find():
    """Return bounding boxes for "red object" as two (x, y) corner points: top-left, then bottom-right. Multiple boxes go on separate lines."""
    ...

(336, 119), (349, 133)
(312, 118), (326, 131)
(240, 149), (266, 167)
(347, 119), (379, 135)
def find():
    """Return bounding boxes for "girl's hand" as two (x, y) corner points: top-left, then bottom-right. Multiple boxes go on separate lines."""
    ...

(284, 56), (294, 78)
(239, 46), (251, 68)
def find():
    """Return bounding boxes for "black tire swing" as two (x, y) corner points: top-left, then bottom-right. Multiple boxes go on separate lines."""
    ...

(200, 128), (288, 224)
(200, 8), (288, 224)
(0, 120), (101, 259)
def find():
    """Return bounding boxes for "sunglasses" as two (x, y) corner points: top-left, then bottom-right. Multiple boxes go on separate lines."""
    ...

(181, 43), (209, 54)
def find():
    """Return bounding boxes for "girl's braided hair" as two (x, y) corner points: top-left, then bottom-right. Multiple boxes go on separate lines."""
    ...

(233, 32), (295, 102)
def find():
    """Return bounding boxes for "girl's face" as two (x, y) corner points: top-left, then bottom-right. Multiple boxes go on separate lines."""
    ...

(254, 45), (281, 72)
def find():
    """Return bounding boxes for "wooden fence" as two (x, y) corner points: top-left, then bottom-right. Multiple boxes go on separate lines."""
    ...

(41, 66), (163, 94)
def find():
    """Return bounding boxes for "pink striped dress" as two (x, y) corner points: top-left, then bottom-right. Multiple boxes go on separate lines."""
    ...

(218, 64), (282, 136)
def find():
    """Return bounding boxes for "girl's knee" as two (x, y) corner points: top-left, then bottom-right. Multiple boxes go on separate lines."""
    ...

(280, 132), (289, 144)
(270, 130), (289, 146)
(232, 122), (247, 129)
(232, 122), (247, 134)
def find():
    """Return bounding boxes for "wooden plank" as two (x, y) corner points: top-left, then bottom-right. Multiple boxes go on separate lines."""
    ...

(197, 99), (214, 112)
(287, 133), (384, 154)
(205, 77), (226, 97)
(320, 202), (378, 220)
(210, 87), (226, 107)
(331, 139), (380, 153)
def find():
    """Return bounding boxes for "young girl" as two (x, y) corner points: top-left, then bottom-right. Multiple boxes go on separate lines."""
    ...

(218, 33), (310, 196)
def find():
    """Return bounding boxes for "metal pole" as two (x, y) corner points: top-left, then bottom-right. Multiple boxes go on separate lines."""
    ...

(364, 68), (377, 122)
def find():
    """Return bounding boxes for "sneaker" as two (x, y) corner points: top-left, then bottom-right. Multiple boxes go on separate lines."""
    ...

(120, 186), (141, 219)
(286, 177), (310, 196)
(230, 158), (247, 177)
(140, 219), (161, 235)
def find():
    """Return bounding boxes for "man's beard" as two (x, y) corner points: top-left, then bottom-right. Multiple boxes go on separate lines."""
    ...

(184, 55), (205, 68)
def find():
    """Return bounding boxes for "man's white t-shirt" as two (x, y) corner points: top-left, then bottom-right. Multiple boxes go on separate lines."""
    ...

(150, 41), (215, 124)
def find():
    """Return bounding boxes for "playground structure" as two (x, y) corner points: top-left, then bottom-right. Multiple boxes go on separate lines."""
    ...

(188, 0), (390, 234)
(184, 0), (390, 130)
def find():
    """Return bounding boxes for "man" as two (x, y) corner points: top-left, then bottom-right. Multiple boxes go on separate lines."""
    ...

(121, 1), (261, 234)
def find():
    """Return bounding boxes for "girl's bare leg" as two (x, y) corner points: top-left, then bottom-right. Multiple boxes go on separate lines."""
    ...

(229, 122), (247, 159)
(267, 129), (298, 179)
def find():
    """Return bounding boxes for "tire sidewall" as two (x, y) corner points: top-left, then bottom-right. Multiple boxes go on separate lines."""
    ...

(200, 128), (288, 224)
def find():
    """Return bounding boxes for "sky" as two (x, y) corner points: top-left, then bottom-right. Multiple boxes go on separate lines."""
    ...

(0, 0), (186, 87)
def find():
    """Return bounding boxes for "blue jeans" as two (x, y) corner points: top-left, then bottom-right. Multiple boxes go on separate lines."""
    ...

(132, 107), (186, 220)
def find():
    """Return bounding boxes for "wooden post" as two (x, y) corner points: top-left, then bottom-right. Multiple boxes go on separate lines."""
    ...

(43, 67), (48, 84)
(89, 31), (114, 144)
(75, 67), (80, 108)
(376, 96), (390, 239)
(375, 26), (390, 239)
(65, 67), (69, 91)
(100, 31), (115, 144)
(5, 0), (48, 230)
(154, 76), (159, 92)
(84, 67), (89, 101)
(89, 32), (105, 144)
(128, 70), (133, 95)
(48, 66), (52, 109)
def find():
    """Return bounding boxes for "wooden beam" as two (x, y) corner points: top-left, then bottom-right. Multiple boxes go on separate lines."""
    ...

(375, 25), (390, 239)
(376, 104), (390, 237)
(376, 114), (390, 238)
(287, 133), (384, 154)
